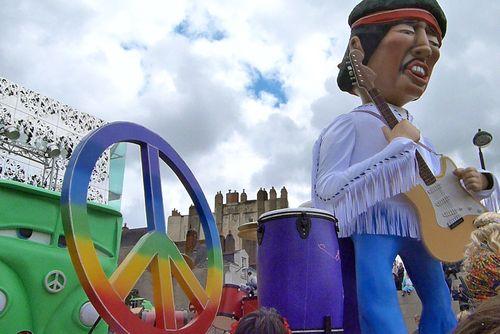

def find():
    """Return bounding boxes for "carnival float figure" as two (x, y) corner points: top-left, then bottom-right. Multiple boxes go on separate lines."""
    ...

(311, 1), (500, 333)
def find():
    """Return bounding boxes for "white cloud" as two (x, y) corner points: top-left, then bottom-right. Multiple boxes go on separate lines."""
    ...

(0, 0), (498, 228)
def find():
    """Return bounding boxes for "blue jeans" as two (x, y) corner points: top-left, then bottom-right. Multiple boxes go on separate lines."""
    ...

(351, 234), (457, 334)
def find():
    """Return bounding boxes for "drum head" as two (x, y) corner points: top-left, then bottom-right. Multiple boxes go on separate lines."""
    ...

(258, 207), (336, 224)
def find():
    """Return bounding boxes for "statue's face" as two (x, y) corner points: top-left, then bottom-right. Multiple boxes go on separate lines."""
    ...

(366, 20), (441, 106)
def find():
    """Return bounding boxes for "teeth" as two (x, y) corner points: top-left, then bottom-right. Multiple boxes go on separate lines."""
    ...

(411, 65), (426, 76)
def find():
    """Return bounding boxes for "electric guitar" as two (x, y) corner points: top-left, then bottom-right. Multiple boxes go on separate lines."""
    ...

(347, 49), (487, 262)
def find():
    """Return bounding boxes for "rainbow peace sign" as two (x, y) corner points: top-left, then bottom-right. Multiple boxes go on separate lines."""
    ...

(61, 122), (223, 333)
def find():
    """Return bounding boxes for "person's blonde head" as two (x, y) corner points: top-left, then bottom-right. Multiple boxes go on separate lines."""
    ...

(468, 212), (500, 254)
(462, 212), (500, 305)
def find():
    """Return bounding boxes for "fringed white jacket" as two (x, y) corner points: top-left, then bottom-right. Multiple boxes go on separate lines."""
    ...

(311, 103), (499, 238)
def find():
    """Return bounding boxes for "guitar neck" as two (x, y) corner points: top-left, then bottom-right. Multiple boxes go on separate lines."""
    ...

(367, 88), (436, 186)
(368, 88), (399, 129)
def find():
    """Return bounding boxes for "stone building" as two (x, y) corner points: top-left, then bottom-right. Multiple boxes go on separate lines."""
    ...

(167, 187), (288, 266)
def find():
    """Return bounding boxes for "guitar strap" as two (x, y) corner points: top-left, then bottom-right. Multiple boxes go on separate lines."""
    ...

(351, 110), (440, 156)
(351, 109), (384, 122)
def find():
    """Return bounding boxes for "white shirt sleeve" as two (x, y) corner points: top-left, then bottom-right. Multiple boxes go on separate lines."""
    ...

(476, 172), (500, 212)
(314, 113), (418, 202)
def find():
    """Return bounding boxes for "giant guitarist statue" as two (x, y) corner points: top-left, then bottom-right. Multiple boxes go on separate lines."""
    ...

(311, 1), (499, 333)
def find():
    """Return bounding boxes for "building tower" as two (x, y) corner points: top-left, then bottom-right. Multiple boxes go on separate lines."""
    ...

(226, 189), (239, 204)
(215, 191), (223, 234)
(240, 189), (247, 202)
(256, 188), (268, 218)
(269, 186), (277, 211)
(280, 186), (288, 208)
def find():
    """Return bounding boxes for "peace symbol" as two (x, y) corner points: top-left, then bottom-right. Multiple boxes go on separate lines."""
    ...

(44, 270), (67, 293)
(61, 122), (223, 334)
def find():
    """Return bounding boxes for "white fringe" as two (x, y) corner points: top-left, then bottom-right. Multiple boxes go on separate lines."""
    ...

(340, 202), (421, 238)
(330, 150), (420, 237)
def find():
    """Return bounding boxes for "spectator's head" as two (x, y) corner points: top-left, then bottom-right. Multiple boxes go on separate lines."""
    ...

(462, 212), (500, 304)
(230, 307), (291, 334)
(470, 212), (500, 254)
(454, 295), (500, 334)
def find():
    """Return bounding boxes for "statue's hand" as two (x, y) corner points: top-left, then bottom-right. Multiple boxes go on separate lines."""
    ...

(381, 120), (420, 143)
(453, 167), (489, 192)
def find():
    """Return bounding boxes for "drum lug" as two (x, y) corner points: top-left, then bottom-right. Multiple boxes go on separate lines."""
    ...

(296, 212), (311, 239)
(257, 225), (265, 245)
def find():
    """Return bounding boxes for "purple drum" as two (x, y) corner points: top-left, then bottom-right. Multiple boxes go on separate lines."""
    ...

(257, 208), (343, 333)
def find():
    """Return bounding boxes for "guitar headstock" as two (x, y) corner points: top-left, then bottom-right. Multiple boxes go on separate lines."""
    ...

(347, 49), (376, 91)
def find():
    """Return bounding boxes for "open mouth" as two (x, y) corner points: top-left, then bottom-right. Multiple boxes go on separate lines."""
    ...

(403, 59), (429, 86)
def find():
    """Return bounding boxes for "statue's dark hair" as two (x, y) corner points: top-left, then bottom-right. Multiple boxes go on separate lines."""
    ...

(337, 22), (397, 93)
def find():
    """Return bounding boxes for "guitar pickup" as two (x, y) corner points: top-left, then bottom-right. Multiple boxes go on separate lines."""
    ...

(448, 217), (464, 229)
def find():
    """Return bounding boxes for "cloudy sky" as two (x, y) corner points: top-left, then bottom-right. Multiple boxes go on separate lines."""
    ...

(1, 0), (498, 229)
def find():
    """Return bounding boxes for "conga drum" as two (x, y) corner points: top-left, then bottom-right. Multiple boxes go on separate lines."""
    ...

(212, 284), (248, 330)
(257, 208), (343, 332)
(238, 222), (258, 241)
(241, 296), (259, 316)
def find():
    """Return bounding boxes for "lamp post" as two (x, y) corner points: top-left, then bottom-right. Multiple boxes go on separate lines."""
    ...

(472, 129), (493, 170)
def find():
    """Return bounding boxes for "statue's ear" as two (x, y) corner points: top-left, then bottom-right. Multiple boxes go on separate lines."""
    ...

(338, 36), (364, 69)
(349, 36), (364, 54)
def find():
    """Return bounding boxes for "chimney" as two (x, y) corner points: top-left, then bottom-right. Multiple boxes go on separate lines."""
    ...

(226, 189), (239, 204)
(215, 191), (223, 206)
(240, 189), (247, 202)
(270, 186), (277, 199)
(257, 188), (268, 201)
(280, 186), (287, 198)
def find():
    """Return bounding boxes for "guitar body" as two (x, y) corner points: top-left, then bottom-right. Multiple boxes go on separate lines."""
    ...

(405, 156), (487, 263)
